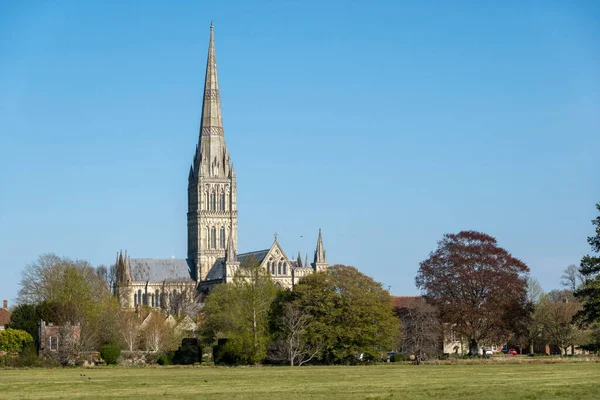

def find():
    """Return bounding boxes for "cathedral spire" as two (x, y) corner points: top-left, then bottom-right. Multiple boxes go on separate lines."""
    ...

(314, 229), (326, 263)
(312, 229), (329, 271)
(297, 251), (303, 268)
(199, 22), (223, 139)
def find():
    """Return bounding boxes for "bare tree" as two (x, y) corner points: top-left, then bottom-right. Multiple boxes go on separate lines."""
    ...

(271, 303), (323, 366)
(561, 264), (586, 292)
(96, 264), (117, 295)
(143, 312), (167, 352)
(57, 323), (82, 366)
(120, 312), (141, 351)
(396, 299), (441, 364)
(527, 277), (544, 304)
(161, 281), (201, 317)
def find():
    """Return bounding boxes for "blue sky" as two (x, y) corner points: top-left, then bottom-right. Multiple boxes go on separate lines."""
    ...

(1, 1), (599, 304)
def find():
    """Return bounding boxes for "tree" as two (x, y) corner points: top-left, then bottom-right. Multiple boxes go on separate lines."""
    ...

(269, 302), (322, 366)
(142, 312), (168, 352)
(416, 231), (530, 355)
(119, 311), (141, 351)
(17, 253), (119, 351)
(6, 304), (39, 345)
(561, 264), (586, 292)
(0, 329), (34, 353)
(96, 264), (117, 295)
(395, 298), (441, 363)
(200, 256), (279, 364)
(291, 265), (399, 364)
(537, 290), (582, 355)
(574, 202), (600, 325)
(524, 278), (545, 353)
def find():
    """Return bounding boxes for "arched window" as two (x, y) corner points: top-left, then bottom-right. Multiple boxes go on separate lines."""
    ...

(283, 262), (287, 275)
(210, 193), (216, 211)
(269, 259), (275, 275)
(142, 293), (147, 306)
(220, 193), (225, 211)
(220, 227), (225, 248)
(137, 290), (142, 306)
(211, 227), (217, 248)
(156, 290), (161, 308)
(205, 191), (209, 210)
(278, 262), (282, 275)
(134, 292), (137, 306)
(151, 293), (155, 308)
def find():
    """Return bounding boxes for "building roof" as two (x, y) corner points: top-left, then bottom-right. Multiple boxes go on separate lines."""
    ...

(237, 249), (270, 264)
(129, 258), (193, 282)
(393, 296), (426, 309)
(0, 308), (10, 327)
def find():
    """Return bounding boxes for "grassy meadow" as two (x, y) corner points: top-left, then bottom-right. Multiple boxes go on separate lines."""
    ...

(1, 361), (599, 399)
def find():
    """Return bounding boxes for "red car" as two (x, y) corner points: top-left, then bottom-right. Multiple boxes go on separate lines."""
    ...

(508, 349), (518, 355)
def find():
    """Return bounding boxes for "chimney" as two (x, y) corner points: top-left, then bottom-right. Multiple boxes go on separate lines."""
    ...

(2, 300), (7, 309)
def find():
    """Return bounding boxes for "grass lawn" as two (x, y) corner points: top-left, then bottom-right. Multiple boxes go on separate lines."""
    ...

(1, 362), (599, 399)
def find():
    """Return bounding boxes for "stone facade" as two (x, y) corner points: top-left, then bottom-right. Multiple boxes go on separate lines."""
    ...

(115, 24), (329, 309)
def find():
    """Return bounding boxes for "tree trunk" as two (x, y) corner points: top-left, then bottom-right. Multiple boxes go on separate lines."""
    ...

(469, 339), (479, 356)
(529, 340), (534, 355)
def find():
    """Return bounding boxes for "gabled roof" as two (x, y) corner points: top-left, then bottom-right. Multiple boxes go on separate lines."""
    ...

(129, 258), (193, 282)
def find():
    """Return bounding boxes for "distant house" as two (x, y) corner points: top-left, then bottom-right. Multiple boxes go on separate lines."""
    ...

(0, 300), (10, 330)
(38, 320), (81, 354)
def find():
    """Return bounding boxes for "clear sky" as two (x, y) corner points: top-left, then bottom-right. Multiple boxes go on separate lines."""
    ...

(1, 0), (599, 305)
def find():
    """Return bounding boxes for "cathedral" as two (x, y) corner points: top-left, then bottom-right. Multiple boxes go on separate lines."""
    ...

(115, 24), (329, 309)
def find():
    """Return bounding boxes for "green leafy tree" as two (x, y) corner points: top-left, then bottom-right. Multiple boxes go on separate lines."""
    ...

(0, 329), (34, 353)
(291, 265), (399, 364)
(17, 253), (120, 351)
(201, 256), (279, 364)
(574, 202), (600, 325)
(537, 290), (583, 355)
(6, 303), (39, 345)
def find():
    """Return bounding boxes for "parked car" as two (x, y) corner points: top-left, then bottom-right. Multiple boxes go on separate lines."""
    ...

(508, 349), (518, 355)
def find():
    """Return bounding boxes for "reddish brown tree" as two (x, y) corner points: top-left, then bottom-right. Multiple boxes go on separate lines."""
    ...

(416, 231), (529, 355)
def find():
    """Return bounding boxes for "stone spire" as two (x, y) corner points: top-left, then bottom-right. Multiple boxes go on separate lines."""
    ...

(297, 251), (303, 269)
(312, 229), (329, 271)
(226, 229), (237, 263)
(199, 22), (223, 139)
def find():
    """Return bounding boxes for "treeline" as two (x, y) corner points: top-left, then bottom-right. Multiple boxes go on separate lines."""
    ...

(201, 259), (399, 365)
(405, 202), (600, 359)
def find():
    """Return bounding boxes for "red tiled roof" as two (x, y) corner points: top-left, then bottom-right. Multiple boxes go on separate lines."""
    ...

(0, 308), (10, 327)
(393, 296), (426, 309)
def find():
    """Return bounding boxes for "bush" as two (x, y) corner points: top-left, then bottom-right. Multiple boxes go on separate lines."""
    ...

(391, 353), (409, 362)
(0, 329), (34, 353)
(100, 344), (121, 365)
(213, 338), (238, 365)
(157, 351), (175, 365)
(172, 338), (202, 365)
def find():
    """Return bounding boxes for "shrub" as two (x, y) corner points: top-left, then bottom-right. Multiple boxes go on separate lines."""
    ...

(100, 344), (121, 365)
(157, 351), (175, 366)
(392, 353), (409, 362)
(172, 338), (202, 365)
(0, 329), (34, 353)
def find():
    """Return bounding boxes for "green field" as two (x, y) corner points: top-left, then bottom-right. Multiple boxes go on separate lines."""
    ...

(1, 362), (599, 399)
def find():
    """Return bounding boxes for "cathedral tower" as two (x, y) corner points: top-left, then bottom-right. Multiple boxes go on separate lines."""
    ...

(188, 23), (237, 281)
